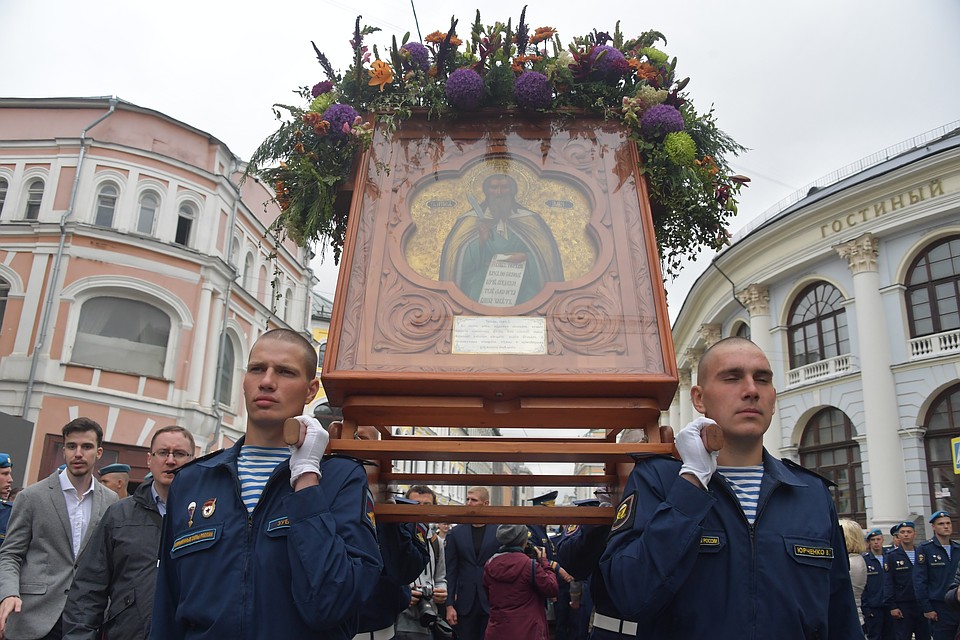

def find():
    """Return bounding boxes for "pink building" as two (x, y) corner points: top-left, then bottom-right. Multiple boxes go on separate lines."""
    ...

(0, 97), (315, 487)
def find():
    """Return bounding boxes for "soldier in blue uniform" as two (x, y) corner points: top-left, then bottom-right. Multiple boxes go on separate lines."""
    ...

(863, 528), (893, 640)
(0, 454), (13, 546)
(352, 426), (429, 640)
(527, 491), (574, 640)
(884, 520), (930, 640)
(556, 496), (639, 639)
(151, 329), (382, 640)
(599, 337), (860, 639)
(914, 511), (960, 640)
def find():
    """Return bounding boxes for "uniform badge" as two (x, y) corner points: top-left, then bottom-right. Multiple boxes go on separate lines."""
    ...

(610, 492), (637, 535)
(361, 487), (377, 534)
(202, 498), (217, 518)
(565, 524), (579, 536)
(917, 553), (926, 564)
(416, 522), (428, 545)
(187, 501), (197, 528)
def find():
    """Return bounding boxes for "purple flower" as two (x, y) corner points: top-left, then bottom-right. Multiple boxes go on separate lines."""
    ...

(401, 42), (430, 73)
(640, 103), (685, 140)
(589, 45), (630, 81)
(445, 68), (484, 110)
(322, 103), (360, 139)
(514, 72), (552, 110)
(311, 81), (334, 97)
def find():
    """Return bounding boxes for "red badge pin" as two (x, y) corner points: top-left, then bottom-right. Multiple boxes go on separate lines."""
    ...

(202, 498), (217, 518)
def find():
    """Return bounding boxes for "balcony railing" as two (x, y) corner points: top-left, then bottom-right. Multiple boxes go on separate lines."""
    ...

(909, 329), (960, 360)
(786, 354), (853, 388)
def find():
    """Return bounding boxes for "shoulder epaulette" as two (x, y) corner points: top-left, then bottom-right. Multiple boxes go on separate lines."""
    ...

(628, 452), (679, 464)
(173, 447), (226, 474)
(781, 458), (836, 487)
(322, 453), (370, 466)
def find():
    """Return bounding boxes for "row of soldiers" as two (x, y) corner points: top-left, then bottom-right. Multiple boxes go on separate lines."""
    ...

(863, 513), (960, 640)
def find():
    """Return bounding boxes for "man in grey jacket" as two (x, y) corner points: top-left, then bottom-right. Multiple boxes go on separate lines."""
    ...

(0, 418), (118, 640)
(61, 425), (195, 640)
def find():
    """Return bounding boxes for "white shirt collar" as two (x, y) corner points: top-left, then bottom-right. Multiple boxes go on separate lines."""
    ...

(58, 469), (94, 496)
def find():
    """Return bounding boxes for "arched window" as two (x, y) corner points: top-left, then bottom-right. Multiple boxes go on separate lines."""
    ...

(284, 287), (294, 322)
(24, 178), (44, 220)
(906, 236), (960, 338)
(136, 192), (160, 235)
(788, 282), (849, 369)
(924, 384), (960, 520)
(72, 297), (171, 378)
(0, 177), (8, 216)
(734, 322), (751, 340)
(216, 335), (236, 406)
(258, 266), (269, 303)
(799, 407), (865, 524)
(242, 254), (254, 289)
(174, 203), (195, 247)
(0, 277), (9, 328)
(94, 184), (119, 227)
(317, 341), (327, 370)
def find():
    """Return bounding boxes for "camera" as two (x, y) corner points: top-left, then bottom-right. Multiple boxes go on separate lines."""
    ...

(416, 584), (438, 627)
(523, 544), (539, 560)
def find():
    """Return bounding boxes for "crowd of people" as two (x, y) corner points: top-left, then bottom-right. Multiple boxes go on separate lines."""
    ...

(0, 333), (956, 639)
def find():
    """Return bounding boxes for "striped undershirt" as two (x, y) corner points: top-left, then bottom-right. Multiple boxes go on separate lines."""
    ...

(238, 446), (290, 513)
(716, 465), (763, 524)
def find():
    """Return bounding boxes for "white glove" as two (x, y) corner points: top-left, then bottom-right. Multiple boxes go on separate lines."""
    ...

(288, 414), (329, 487)
(677, 417), (720, 488)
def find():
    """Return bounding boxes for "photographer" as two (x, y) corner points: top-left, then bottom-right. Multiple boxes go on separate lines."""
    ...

(396, 486), (450, 640)
(482, 524), (558, 640)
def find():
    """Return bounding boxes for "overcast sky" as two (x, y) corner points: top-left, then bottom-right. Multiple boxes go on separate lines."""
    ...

(3, 0), (959, 311)
(3, 0), (959, 492)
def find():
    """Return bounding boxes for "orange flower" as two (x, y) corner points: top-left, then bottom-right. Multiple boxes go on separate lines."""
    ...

(511, 54), (542, 73)
(529, 26), (557, 45)
(368, 60), (394, 92)
(635, 62), (659, 82)
(424, 30), (461, 47)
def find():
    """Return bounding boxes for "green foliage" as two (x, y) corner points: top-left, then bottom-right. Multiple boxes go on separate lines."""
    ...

(245, 10), (748, 278)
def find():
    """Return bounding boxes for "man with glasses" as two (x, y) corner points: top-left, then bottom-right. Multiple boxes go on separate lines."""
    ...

(62, 426), (195, 640)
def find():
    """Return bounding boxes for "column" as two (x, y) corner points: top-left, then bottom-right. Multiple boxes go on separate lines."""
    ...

(678, 368), (692, 427)
(698, 323), (722, 348)
(737, 284), (783, 454)
(186, 284), (213, 404)
(835, 233), (908, 526)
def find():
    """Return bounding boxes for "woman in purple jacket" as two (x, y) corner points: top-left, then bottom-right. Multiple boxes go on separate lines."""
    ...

(482, 524), (558, 640)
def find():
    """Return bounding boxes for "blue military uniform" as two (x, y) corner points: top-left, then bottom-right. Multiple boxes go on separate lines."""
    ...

(599, 452), (861, 639)
(557, 517), (637, 639)
(0, 500), (11, 546)
(883, 531), (930, 640)
(151, 441), (383, 640)
(914, 532), (960, 640)
(862, 548), (892, 640)
(355, 518), (429, 638)
(0, 452), (12, 545)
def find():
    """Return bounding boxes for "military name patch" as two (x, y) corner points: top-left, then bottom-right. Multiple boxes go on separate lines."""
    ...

(610, 492), (636, 535)
(267, 516), (290, 532)
(171, 527), (219, 557)
(793, 545), (834, 559)
(700, 536), (721, 547)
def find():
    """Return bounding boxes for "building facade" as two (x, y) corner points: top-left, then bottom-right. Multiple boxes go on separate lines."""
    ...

(0, 97), (315, 485)
(669, 123), (960, 536)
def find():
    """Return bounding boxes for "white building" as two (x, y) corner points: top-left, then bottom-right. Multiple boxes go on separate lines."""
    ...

(669, 123), (960, 536)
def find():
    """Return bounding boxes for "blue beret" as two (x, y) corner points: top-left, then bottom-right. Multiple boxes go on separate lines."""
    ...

(930, 511), (951, 524)
(865, 528), (883, 540)
(0, 453), (11, 468)
(529, 490), (559, 506)
(99, 463), (131, 476)
(891, 520), (915, 535)
(572, 498), (601, 507)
